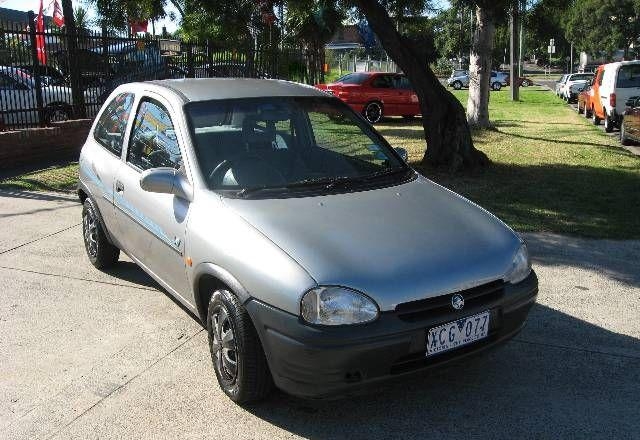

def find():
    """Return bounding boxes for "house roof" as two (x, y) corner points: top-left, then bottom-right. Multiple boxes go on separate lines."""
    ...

(0, 7), (53, 28)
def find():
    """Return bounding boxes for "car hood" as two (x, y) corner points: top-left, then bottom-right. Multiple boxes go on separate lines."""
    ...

(222, 176), (521, 311)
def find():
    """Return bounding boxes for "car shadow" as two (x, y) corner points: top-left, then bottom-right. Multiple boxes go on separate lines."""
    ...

(243, 302), (639, 439)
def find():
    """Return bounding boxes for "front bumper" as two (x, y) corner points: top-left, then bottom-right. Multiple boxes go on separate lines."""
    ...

(246, 271), (538, 399)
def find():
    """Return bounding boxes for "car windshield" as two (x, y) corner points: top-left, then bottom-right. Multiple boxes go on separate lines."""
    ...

(186, 97), (409, 197)
(616, 64), (640, 88)
(334, 73), (368, 84)
(569, 74), (593, 81)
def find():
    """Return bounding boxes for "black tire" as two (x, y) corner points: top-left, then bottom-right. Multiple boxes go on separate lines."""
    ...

(620, 121), (632, 146)
(521, 79), (531, 87)
(45, 105), (70, 124)
(82, 199), (119, 269)
(604, 113), (614, 133)
(592, 110), (601, 125)
(585, 105), (593, 119)
(578, 101), (584, 114)
(363, 101), (383, 124)
(452, 80), (462, 90)
(207, 289), (273, 403)
(491, 82), (502, 91)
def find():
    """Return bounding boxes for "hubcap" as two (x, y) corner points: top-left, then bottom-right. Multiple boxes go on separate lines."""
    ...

(211, 305), (238, 382)
(83, 208), (98, 258)
(365, 103), (381, 123)
(50, 109), (68, 122)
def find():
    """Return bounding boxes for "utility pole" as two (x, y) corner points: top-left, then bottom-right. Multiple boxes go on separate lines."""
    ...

(518, 0), (524, 77)
(61, 0), (85, 118)
(510, 0), (519, 101)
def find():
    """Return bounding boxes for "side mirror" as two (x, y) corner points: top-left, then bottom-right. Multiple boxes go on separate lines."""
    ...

(140, 167), (193, 201)
(394, 147), (408, 162)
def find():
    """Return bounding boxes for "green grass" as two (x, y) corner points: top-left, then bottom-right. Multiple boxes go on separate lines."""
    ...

(0, 162), (79, 193)
(377, 86), (640, 239)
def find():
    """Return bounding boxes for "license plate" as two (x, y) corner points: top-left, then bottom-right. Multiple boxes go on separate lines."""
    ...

(426, 311), (490, 356)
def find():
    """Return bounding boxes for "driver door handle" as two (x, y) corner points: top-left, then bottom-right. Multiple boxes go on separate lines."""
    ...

(115, 180), (124, 193)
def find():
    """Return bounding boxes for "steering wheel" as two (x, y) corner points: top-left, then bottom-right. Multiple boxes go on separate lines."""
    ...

(207, 153), (285, 187)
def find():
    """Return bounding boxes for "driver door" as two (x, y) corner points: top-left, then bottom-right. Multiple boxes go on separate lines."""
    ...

(114, 93), (191, 297)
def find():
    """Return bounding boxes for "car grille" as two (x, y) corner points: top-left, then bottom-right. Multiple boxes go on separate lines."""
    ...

(395, 280), (505, 323)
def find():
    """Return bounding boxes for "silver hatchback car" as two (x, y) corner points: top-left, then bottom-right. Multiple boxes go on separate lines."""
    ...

(78, 79), (537, 403)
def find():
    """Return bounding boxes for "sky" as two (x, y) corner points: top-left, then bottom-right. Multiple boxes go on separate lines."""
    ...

(0, 0), (179, 33)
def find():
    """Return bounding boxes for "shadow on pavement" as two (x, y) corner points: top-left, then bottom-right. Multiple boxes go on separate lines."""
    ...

(245, 303), (639, 439)
(0, 189), (78, 203)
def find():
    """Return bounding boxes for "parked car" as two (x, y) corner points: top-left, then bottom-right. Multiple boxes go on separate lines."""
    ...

(591, 61), (640, 132)
(78, 78), (537, 403)
(577, 79), (594, 117)
(555, 74), (568, 96)
(447, 70), (507, 91)
(559, 73), (594, 102)
(315, 72), (421, 123)
(505, 75), (533, 87)
(0, 65), (73, 126)
(620, 95), (640, 145)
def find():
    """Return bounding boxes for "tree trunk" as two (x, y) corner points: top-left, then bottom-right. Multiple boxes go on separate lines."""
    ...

(467, 6), (496, 128)
(352, 0), (489, 171)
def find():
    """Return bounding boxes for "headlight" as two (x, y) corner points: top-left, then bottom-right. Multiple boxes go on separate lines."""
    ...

(300, 286), (379, 326)
(504, 243), (531, 284)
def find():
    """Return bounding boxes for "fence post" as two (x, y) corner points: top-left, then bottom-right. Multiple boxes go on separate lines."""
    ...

(206, 39), (214, 78)
(186, 42), (194, 78)
(27, 11), (45, 127)
(61, 0), (86, 118)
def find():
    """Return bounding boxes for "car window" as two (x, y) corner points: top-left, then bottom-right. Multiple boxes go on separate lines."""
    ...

(127, 99), (182, 171)
(616, 64), (640, 88)
(393, 76), (412, 90)
(336, 73), (368, 84)
(371, 75), (393, 88)
(93, 93), (135, 156)
(186, 97), (406, 193)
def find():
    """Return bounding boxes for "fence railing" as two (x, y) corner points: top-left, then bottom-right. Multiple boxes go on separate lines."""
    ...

(0, 15), (314, 131)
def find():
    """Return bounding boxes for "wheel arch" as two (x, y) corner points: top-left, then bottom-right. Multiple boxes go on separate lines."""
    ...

(79, 184), (116, 246)
(193, 262), (252, 324)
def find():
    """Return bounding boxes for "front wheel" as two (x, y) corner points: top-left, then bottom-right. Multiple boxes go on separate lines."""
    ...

(578, 101), (584, 114)
(207, 289), (273, 403)
(452, 80), (462, 90)
(45, 105), (71, 124)
(82, 199), (119, 269)
(585, 106), (593, 119)
(592, 111), (601, 125)
(363, 101), (383, 124)
(521, 79), (531, 87)
(491, 82), (502, 91)
(620, 121), (632, 145)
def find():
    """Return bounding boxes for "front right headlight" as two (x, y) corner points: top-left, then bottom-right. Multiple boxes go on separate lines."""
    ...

(504, 243), (531, 284)
(300, 286), (379, 326)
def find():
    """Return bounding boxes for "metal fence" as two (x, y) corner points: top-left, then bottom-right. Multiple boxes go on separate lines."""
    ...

(0, 14), (313, 131)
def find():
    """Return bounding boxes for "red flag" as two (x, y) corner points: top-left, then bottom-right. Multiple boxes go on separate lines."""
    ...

(129, 20), (148, 34)
(35, 0), (47, 64)
(53, 0), (64, 27)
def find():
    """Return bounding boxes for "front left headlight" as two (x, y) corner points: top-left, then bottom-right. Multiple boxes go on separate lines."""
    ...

(300, 286), (379, 326)
(504, 243), (531, 284)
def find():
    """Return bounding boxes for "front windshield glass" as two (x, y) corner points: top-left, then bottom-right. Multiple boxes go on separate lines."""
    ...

(186, 97), (408, 196)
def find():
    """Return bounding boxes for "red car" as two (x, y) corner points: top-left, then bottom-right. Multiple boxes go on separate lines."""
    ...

(315, 72), (421, 123)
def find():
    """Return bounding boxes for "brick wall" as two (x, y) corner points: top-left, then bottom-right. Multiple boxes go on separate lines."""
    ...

(0, 120), (92, 170)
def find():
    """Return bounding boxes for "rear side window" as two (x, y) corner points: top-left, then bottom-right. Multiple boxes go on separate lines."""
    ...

(127, 99), (182, 171)
(94, 93), (135, 156)
(371, 75), (393, 88)
(616, 64), (640, 88)
(336, 73), (368, 84)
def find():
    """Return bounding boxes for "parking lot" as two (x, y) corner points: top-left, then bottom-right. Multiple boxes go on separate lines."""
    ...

(1, 189), (639, 440)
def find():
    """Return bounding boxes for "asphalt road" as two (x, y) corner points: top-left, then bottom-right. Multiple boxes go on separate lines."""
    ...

(1, 190), (639, 440)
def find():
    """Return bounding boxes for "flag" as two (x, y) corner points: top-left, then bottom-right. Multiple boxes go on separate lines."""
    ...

(129, 20), (149, 34)
(53, 0), (64, 27)
(36, 0), (47, 64)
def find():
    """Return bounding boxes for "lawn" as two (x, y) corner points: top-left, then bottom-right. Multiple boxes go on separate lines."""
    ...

(377, 86), (640, 239)
(1, 86), (638, 239)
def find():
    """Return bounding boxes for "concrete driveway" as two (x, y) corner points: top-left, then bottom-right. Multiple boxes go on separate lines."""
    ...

(1, 190), (638, 440)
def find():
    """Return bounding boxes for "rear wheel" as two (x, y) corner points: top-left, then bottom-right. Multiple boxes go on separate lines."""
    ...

(45, 105), (70, 124)
(491, 82), (502, 91)
(452, 80), (462, 90)
(82, 199), (119, 269)
(604, 113), (614, 133)
(207, 289), (273, 403)
(585, 105), (593, 119)
(363, 101), (383, 124)
(592, 110), (601, 125)
(578, 101), (584, 114)
(521, 79), (531, 87)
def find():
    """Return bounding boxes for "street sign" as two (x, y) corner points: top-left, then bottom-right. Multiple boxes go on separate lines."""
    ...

(548, 45), (556, 54)
(159, 39), (181, 57)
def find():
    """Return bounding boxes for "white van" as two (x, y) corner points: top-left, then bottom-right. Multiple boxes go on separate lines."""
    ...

(599, 61), (640, 131)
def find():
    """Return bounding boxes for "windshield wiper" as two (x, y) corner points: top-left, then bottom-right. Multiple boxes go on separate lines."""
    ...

(358, 166), (411, 182)
(235, 185), (291, 198)
(285, 175), (354, 189)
